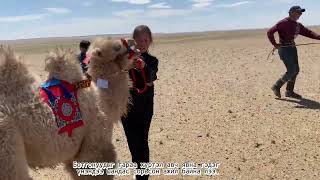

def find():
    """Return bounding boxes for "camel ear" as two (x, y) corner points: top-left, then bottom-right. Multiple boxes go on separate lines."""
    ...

(92, 48), (102, 57)
(113, 42), (122, 52)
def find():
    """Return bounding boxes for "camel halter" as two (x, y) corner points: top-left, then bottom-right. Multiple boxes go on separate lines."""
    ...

(121, 38), (149, 94)
(130, 58), (148, 94)
(267, 42), (320, 62)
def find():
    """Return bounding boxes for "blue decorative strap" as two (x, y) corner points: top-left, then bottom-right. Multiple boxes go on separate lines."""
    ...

(40, 78), (61, 88)
(41, 78), (73, 102)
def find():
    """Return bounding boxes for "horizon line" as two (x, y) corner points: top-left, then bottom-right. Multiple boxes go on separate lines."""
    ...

(1, 24), (319, 42)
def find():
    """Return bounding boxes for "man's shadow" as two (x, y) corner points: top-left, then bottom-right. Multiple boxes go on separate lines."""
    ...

(276, 97), (320, 110)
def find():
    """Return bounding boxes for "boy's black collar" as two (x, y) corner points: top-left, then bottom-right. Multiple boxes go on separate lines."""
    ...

(141, 52), (149, 56)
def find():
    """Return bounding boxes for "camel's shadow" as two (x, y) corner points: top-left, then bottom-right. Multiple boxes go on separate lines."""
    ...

(277, 97), (320, 110)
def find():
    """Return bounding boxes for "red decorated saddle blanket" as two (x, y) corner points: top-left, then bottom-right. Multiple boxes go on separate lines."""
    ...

(39, 78), (84, 137)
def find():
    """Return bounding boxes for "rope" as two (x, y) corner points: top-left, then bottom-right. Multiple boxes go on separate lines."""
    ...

(267, 42), (320, 62)
(130, 58), (148, 94)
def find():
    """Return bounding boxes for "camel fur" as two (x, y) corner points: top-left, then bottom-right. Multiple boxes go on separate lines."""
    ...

(0, 37), (137, 180)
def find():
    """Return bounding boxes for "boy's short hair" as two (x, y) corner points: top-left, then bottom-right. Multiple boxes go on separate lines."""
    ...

(79, 40), (91, 49)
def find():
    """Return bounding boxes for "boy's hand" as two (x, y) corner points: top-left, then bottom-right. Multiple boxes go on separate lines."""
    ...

(135, 58), (145, 69)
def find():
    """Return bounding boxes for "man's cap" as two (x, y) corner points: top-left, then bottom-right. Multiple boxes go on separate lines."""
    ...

(289, 6), (306, 13)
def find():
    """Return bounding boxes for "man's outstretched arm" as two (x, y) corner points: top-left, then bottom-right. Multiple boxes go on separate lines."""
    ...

(299, 24), (320, 40)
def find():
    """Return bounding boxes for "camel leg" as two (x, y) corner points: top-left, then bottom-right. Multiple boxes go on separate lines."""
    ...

(0, 120), (31, 180)
(65, 137), (117, 180)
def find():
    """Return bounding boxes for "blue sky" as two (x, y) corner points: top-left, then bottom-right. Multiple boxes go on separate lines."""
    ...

(0, 0), (319, 40)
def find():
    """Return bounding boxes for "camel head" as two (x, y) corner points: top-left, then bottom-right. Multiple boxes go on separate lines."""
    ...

(89, 37), (140, 74)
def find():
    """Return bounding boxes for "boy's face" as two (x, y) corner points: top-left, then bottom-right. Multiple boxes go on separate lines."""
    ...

(80, 47), (88, 53)
(134, 32), (151, 53)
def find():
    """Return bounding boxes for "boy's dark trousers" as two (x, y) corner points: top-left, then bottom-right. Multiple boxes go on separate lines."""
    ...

(274, 46), (300, 92)
(121, 87), (154, 180)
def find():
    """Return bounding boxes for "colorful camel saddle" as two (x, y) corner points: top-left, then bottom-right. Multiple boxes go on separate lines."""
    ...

(39, 78), (84, 137)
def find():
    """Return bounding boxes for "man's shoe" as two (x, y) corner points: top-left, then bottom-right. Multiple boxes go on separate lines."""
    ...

(271, 85), (281, 98)
(272, 79), (285, 98)
(285, 91), (302, 99)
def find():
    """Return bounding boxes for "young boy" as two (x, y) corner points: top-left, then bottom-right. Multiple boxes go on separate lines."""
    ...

(78, 40), (91, 73)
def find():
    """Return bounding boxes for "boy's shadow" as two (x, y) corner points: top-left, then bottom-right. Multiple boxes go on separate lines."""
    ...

(276, 97), (320, 110)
